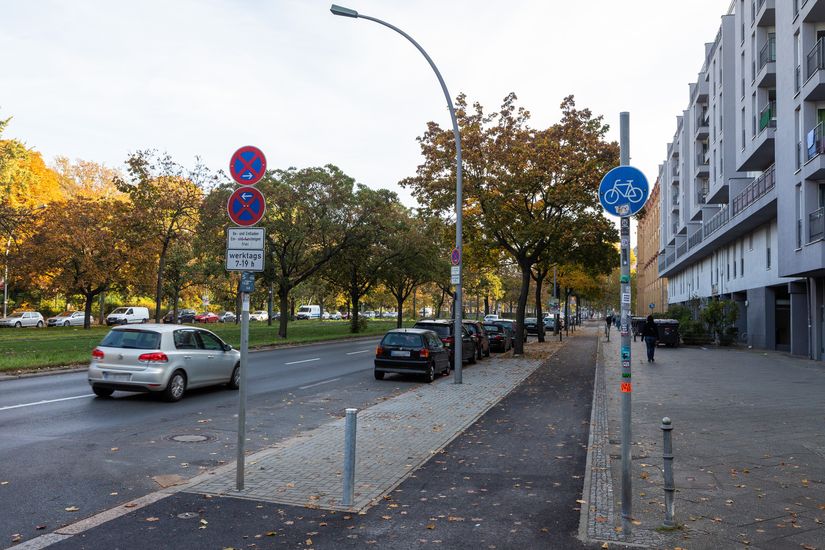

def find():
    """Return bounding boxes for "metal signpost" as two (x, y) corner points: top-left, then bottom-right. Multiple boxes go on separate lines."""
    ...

(227, 146), (268, 491)
(450, 247), (462, 383)
(598, 112), (648, 533)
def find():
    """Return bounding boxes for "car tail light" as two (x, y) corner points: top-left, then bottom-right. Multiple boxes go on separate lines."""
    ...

(375, 346), (383, 356)
(493, 335), (502, 340)
(442, 337), (454, 345)
(138, 352), (168, 363)
(419, 348), (429, 359)
(92, 348), (104, 359)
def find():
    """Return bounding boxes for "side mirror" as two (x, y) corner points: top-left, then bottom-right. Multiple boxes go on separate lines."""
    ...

(223, 344), (233, 352)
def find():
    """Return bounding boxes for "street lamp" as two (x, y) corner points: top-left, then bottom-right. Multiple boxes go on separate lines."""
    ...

(330, 4), (465, 383)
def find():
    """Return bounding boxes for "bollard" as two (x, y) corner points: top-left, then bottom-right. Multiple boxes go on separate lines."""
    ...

(342, 408), (358, 507)
(661, 417), (675, 528)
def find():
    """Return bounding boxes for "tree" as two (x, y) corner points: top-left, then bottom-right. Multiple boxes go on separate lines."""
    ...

(403, 94), (619, 354)
(52, 157), (121, 199)
(21, 198), (136, 328)
(115, 151), (206, 321)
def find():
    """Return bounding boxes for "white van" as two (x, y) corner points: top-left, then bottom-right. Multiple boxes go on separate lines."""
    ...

(106, 307), (150, 325)
(296, 305), (321, 320)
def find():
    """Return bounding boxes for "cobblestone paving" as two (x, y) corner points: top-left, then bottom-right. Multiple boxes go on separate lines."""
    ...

(183, 353), (544, 512)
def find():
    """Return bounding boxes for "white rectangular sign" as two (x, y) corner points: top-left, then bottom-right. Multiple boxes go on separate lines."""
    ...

(227, 227), (265, 250)
(450, 266), (460, 276)
(226, 250), (264, 272)
(622, 292), (631, 304)
(451, 274), (460, 284)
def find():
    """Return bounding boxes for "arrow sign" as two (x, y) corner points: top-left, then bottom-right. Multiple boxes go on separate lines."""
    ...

(227, 187), (266, 227)
(229, 146), (267, 186)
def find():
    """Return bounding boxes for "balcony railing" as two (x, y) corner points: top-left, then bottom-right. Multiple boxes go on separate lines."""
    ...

(696, 153), (709, 169)
(666, 252), (676, 267)
(676, 242), (687, 258)
(758, 100), (776, 132)
(697, 189), (707, 205)
(688, 231), (703, 249)
(696, 113), (709, 129)
(731, 164), (776, 217)
(796, 65), (802, 93)
(672, 194), (680, 206)
(704, 206), (729, 238)
(805, 122), (825, 161)
(658, 254), (666, 272)
(809, 207), (825, 243)
(672, 222), (678, 235)
(671, 163), (679, 177)
(758, 35), (776, 72)
(807, 37), (825, 80)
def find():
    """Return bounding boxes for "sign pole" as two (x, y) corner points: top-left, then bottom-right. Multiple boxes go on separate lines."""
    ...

(619, 111), (633, 533)
(236, 290), (250, 490)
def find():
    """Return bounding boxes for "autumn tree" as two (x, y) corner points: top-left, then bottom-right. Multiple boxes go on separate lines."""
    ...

(403, 94), (619, 353)
(52, 157), (121, 199)
(115, 151), (207, 321)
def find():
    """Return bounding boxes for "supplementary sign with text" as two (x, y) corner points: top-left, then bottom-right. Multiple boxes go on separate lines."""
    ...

(226, 250), (264, 272)
(227, 227), (265, 250)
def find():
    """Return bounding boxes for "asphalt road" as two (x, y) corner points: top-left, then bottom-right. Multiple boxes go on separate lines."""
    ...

(0, 336), (432, 547)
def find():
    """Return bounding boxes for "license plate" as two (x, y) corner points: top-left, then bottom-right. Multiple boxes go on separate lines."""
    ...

(390, 350), (410, 357)
(102, 372), (130, 382)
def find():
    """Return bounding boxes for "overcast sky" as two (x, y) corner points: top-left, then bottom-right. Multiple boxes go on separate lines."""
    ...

(1, 0), (728, 208)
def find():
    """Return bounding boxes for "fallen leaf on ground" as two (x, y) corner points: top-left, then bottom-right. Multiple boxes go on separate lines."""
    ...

(145, 517), (159, 522)
(426, 524), (436, 529)
(64, 506), (79, 512)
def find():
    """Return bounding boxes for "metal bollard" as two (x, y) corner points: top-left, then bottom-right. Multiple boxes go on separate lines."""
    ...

(342, 408), (358, 507)
(661, 417), (675, 528)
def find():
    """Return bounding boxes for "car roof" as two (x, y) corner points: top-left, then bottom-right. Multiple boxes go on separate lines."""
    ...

(414, 319), (451, 325)
(109, 323), (207, 333)
(385, 328), (433, 335)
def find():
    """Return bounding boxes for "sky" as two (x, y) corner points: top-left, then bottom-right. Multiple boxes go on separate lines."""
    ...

(1, 0), (730, 210)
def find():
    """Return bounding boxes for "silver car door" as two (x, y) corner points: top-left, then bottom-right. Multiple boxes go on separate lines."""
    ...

(196, 330), (231, 383)
(172, 329), (202, 386)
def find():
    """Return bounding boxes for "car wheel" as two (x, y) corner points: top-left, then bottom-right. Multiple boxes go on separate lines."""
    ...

(162, 371), (187, 402)
(425, 362), (435, 383)
(64, 321), (70, 327)
(468, 349), (477, 364)
(374, 370), (384, 380)
(14, 322), (21, 328)
(441, 362), (450, 376)
(227, 364), (240, 390)
(92, 386), (114, 398)
(36, 321), (43, 328)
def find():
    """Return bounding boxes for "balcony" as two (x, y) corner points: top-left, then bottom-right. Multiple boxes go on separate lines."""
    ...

(671, 194), (680, 207)
(756, 35), (776, 88)
(671, 163), (680, 181)
(802, 122), (825, 181)
(809, 207), (825, 243)
(695, 113), (709, 140)
(758, 101), (776, 132)
(703, 206), (730, 239)
(676, 241), (687, 258)
(688, 231), (703, 250)
(695, 78), (709, 102)
(801, 0), (825, 23)
(804, 38), (825, 101)
(695, 153), (710, 176)
(756, 0), (775, 26)
(658, 254), (666, 273)
(731, 165), (776, 217)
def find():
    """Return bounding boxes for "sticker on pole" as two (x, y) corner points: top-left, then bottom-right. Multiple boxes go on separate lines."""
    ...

(227, 187), (266, 227)
(598, 165), (649, 217)
(229, 146), (267, 185)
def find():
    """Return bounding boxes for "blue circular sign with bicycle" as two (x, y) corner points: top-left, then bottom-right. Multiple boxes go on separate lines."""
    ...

(598, 165), (649, 217)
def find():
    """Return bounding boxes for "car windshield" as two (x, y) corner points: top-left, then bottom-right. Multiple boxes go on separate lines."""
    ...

(298, 307), (311, 313)
(381, 333), (423, 347)
(7, 312), (24, 318)
(525, 318), (537, 323)
(414, 323), (450, 337)
(57, 311), (74, 317)
(463, 324), (478, 334)
(110, 308), (128, 314)
(100, 329), (161, 350)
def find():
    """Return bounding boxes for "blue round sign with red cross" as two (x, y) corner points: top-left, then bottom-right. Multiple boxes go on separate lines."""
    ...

(229, 145), (267, 185)
(227, 187), (266, 226)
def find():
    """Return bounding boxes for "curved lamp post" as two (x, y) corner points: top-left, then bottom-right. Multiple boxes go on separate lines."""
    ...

(330, 4), (465, 383)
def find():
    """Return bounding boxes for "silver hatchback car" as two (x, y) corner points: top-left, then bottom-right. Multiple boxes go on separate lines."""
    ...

(88, 324), (241, 402)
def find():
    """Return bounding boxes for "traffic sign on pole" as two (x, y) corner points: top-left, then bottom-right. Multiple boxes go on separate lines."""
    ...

(229, 146), (267, 185)
(598, 165), (649, 217)
(450, 247), (461, 266)
(227, 187), (266, 227)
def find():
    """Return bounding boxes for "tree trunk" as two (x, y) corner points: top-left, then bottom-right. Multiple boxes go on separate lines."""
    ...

(83, 292), (96, 330)
(267, 282), (274, 326)
(513, 263), (531, 355)
(396, 293), (404, 329)
(534, 271), (546, 342)
(277, 285), (290, 338)
(154, 239), (170, 323)
(98, 292), (105, 326)
(350, 289), (360, 333)
(319, 296), (325, 322)
(565, 289), (570, 336)
(435, 290), (445, 318)
(172, 288), (179, 322)
(412, 289), (416, 321)
(484, 294), (490, 315)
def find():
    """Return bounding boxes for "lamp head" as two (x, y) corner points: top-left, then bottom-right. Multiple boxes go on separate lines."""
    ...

(330, 4), (358, 18)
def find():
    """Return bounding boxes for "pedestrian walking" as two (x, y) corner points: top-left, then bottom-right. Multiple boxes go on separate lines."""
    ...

(642, 314), (658, 362)
(605, 314), (613, 340)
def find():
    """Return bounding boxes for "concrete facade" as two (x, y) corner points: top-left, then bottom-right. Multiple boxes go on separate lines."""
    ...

(655, 1), (825, 358)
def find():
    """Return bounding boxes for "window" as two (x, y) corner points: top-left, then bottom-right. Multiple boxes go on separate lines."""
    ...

(198, 331), (225, 351)
(749, 232), (754, 250)
(174, 330), (199, 350)
(740, 240), (744, 274)
(796, 183), (802, 249)
(766, 226), (772, 269)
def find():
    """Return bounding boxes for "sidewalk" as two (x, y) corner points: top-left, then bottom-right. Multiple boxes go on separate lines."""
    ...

(587, 327), (825, 548)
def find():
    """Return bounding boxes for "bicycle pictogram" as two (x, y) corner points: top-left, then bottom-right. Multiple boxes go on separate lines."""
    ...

(603, 179), (644, 205)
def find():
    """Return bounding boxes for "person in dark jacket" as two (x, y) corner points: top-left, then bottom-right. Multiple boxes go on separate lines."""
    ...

(641, 315), (658, 362)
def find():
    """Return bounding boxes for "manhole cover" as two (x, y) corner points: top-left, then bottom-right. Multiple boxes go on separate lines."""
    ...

(170, 434), (209, 443)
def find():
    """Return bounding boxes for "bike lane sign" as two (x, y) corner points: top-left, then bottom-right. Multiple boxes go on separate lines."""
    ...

(598, 165), (649, 217)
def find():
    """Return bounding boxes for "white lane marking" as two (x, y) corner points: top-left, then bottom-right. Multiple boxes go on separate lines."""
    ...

(0, 394), (94, 412)
(299, 378), (341, 390)
(346, 349), (371, 355)
(284, 357), (321, 365)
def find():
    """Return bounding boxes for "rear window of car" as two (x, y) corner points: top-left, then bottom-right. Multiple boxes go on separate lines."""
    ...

(413, 323), (450, 337)
(483, 324), (501, 333)
(381, 332), (424, 347)
(100, 329), (161, 350)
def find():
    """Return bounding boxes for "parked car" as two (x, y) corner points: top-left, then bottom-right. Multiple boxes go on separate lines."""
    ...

(322, 310), (342, 320)
(493, 319), (527, 342)
(483, 323), (512, 352)
(374, 328), (451, 383)
(88, 324), (240, 402)
(249, 310), (268, 322)
(194, 311), (219, 323)
(524, 317), (540, 335)
(483, 313), (500, 322)
(162, 309), (196, 324)
(381, 311), (397, 319)
(462, 320), (490, 360)
(0, 311), (44, 328)
(47, 311), (92, 327)
(106, 307), (150, 325)
(296, 305), (320, 320)
(363, 311), (377, 319)
(412, 319), (476, 367)
(543, 315), (557, 332)
(218, 311), (236, 323)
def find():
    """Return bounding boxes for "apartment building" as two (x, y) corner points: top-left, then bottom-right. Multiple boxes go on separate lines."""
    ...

(635, 180), (668, 316)
(656, 1), (825, 359)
